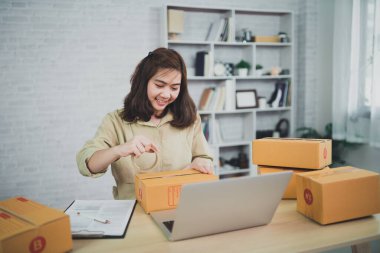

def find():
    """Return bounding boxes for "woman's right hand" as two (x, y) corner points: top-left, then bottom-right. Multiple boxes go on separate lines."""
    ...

(116, 135), (159, 158)
(87, 135), (158, 174)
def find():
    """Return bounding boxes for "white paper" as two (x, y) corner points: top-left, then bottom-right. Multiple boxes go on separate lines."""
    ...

(65, 200), (135, 237)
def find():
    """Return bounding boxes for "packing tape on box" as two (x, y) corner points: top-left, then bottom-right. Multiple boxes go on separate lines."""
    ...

(139, 171), (201, 180)
(269, 138), (328, 142)
(309, 167), (357, 179)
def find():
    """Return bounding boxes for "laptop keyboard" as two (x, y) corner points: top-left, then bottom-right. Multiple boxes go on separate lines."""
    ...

(163, 220), (174, 232)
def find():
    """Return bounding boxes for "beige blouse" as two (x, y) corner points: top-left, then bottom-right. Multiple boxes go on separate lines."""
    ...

(76, 109), (213, 199)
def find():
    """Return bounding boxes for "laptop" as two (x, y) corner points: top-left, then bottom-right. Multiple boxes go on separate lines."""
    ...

(150, 171), (292, 241)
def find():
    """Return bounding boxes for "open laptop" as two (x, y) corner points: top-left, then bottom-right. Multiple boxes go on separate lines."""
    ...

(150, 171), (292, 241)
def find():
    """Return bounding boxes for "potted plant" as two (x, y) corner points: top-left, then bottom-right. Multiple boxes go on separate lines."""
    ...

(235, 60), (251, 77)
(255, 64), (263, 76)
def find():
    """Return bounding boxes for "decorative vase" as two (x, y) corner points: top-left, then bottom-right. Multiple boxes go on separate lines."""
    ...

(238, 68), (248, 77)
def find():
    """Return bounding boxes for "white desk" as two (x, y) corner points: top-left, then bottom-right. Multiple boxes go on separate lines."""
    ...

(73, 200), (380, 253)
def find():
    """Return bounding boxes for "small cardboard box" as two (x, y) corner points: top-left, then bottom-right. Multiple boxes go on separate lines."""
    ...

(257, 166), (330, 199)
(296, 166), (380, 225)
(253, 36), (280, 43)
(135, 169), (218, 213)
(253, 138), (332, 169)
(0, 197), (72, 253)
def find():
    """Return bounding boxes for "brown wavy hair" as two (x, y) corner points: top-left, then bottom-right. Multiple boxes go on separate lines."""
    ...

(120, 47), (196, 128)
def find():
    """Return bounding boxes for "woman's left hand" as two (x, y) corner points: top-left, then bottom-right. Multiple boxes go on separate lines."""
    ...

(184, 158), (214, 174)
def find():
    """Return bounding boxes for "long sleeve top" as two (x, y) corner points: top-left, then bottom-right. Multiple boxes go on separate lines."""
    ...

(76, 109), (213, 199)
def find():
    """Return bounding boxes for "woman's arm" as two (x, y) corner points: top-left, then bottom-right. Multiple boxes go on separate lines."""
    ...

(186, 114), (214, 174)
(87, 135), (159, 174)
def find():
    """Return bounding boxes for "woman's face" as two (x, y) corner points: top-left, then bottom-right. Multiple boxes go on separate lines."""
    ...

(147, 68), (181, 116)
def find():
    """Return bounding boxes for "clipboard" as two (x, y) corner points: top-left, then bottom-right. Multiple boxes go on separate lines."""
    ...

(64, 199), (136, 239)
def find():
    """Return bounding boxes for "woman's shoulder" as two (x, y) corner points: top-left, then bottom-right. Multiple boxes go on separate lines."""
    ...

(103, 109), (127, 124)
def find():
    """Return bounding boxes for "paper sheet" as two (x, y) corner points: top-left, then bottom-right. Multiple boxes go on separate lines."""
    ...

(65, 199), (136, 238)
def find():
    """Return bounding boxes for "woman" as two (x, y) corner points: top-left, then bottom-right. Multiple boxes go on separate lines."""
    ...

(76, 48), (213, 199)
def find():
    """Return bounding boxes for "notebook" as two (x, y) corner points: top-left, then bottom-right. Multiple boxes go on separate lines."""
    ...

(150, 171), (292, 241)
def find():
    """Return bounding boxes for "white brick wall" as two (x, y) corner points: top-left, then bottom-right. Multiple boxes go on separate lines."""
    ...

(0, 0), (314, 209)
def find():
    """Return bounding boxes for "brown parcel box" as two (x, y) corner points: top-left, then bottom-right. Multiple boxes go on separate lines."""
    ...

(257, 166), (330, 199)
(296, 167), (380, 225)
(253, 36), (280, 43)
(0, 197), (72, 253)
(253, 138), (332, 169)
(135, 169), (218, 213)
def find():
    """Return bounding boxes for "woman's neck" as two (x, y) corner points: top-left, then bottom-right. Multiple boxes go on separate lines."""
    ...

(150, 114), (161, 126)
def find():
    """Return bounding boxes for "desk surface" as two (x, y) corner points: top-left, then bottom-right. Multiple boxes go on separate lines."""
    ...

(73, 200), (380, 253)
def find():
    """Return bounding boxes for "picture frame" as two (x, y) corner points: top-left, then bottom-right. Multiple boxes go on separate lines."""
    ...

(236, 89), (258, 109)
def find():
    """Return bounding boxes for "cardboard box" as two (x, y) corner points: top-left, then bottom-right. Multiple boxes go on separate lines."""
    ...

(296, 166), (380, 225)
(0, 197), (72, 253)
(257, 166), (330, 199)
(252, 138), (332, 169)
(253, 36), (280, 43)
(135, 169), (218, 213)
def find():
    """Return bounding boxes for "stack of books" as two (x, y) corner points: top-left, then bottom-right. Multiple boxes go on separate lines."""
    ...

(205, 17), (233, 42)
(267, 79), (291, 107)
(198, 81), (234, 111)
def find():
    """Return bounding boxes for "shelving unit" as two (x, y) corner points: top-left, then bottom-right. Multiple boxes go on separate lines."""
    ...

(162, 4), (295, 177)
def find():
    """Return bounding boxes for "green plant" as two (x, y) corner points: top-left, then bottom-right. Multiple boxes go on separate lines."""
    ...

(296, 123), (361, 166)
(256, 64), (263, 70)
(235, 60), (251, 70)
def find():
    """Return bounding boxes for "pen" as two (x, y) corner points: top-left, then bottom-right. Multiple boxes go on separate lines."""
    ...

(76, 212), (111, 224)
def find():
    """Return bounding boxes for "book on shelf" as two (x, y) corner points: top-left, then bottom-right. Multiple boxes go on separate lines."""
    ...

(205, 18), (232, 42)
(227, 17), (234, 42)
(195, 51), (211, 76)
(215, 86), (226, 111)
(286, 81), (291, 106)
(219, 18), (230, 42)
(214, 119), (222, 143)
(267, 79), (290, 108)
(215, 18), (227, 42)
(224, 80), (235, 110)
(208, 86), (220, 110)
(198, 86), (227, 111)
(205, 21), (219, 41)
(201, 116), (210, 141)
(198, 87), (215, 110)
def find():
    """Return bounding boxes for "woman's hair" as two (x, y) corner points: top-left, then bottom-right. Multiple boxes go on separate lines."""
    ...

(120, 47), (197, 128)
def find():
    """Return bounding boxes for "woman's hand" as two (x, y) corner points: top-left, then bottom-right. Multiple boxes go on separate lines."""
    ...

(184, 157), (214, 174)
(116, 135), (159, 158)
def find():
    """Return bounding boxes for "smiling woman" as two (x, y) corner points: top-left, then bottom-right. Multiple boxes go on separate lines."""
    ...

(147, 68), (181, 117)
(76, 48), (214, 200)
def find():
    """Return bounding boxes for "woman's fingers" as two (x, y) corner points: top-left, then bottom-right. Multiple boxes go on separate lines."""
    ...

(130, 136), (159, 157)
(188, 164), (213, 174)
(145, 143), (158, 153)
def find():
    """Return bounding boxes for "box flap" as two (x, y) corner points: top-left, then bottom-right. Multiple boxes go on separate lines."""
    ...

(0, 211), (35, 240)
(260, 137), (329, 143)
(142, 173), (218, 187)
(300, 166), (379, 183)
(257, 165), (324, 173)
(0, 197), (66, 226)
(136, 169), (201, 180)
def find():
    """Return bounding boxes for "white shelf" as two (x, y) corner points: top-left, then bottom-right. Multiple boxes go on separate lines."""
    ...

(219, 168), (251, 176)
(188, 75), (291, 80)
(199, 107), (291, 115)
(235, 75), (291, 80)
(217, 141), (251, 147)
(169, 40), (292, 47)
(188, 76), (232, 80)
(163, 5), (294, 177)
